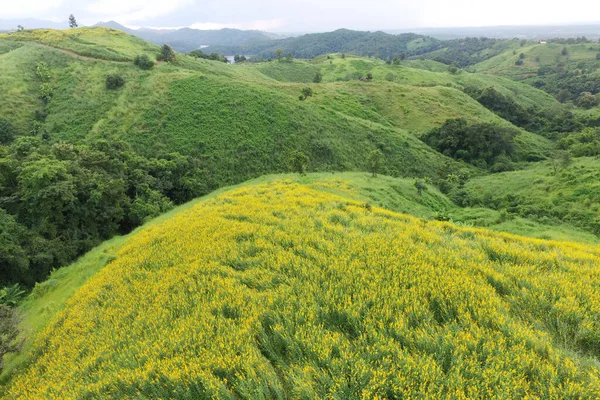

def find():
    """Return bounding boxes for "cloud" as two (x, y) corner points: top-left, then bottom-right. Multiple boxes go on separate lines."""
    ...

(86, 0), (194, 23)
(0, 0), (66, 19)
(189, 19), (284, 31)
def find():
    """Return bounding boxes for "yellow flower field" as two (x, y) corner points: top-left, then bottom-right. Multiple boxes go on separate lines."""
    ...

(6, 181), (600, 399)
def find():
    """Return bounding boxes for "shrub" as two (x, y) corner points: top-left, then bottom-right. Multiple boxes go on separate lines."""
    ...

(385, 72), (395, 82)
(105, 74), (125, 90)
(299, 87), (313, 100)
(35, 62), (51, 81)
(0, 284), (25, 307)
(39, 83), (53, 101)
(133, 54), (154, 70)
(515, 59), (524, 66)
(367, 149), (383, 177)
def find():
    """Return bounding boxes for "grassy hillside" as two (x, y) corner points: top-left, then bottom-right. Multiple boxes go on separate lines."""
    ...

(464, 157), (600, 236)
(4, 179), (600, 398)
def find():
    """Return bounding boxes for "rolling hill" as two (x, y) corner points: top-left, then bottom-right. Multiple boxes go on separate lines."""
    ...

(2, 177), (600, 398)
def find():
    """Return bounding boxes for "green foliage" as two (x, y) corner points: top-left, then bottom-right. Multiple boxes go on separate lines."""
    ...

(515, 59), (524, 66)
(561, 47), (569, 56)
(0, 118), (16, 144)
(367, 149), (383, 177)
(105, 74), (125, 90)
(38, 83), (53, 102)
(188, 49), (227, 63)
(157, 44), (176, 62)
(576, 92), (599, 109)
(312, 71), (323, 83)
(385, 72), (395, 81)
(299, 86), (313, 100)
(35, 62), (51, 81)
(424, 118), (518, 168)
(0, 305), (21, 374)
(133, 54), (154, 70)
(0, 284), (25, 307)
(414, 180), (427, 196)
(288, 151), (309, 174)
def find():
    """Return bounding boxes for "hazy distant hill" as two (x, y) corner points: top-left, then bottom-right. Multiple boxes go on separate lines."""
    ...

(95, 21), (277, 52)
(205, 28), (444, 58)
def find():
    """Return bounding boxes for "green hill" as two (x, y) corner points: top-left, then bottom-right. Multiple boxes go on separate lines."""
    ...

(2, 177), (600, 398)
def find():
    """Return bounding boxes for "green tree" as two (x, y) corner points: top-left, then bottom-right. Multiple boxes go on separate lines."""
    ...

(68, 14), (78, 28)
(557, 89), (570, 103)
(596, 52), (600, 60)
(0, 118), (16, 144)
(366, 72), (373, 81)
(519, 52), (525, 59)
(299, 87), (313, 100)
(158, 44), (176, 62)
(341, 53), (346, 59)
(576, 92), (599, 109)
(289, 151), (308, 174)
(275, 48), (283, 60)
(313, 71), (323, 83)
(17, 25), (24, 32)
(36, 62), (51, 81)
(385, 72), (395, 82)
(561, 47), (568, 56)
(367, 149), (383, 177)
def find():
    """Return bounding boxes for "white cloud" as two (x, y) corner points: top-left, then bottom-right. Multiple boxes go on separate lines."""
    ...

(0, 0), (66, 19)
(189, 19), (283, 31)
(86, 0), (193, 23)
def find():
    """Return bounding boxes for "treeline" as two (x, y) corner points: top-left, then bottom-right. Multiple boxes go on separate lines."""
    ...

(204, 29), (444, 60)
(429, 37), (509, 67)
(0, 135), (214, 286)
(188, 49), (228, 63)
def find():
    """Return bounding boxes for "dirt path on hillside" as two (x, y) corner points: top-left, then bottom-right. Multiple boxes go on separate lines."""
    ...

(33, 43), (130, 63)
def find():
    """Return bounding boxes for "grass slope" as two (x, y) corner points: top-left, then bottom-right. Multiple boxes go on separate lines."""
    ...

(4, 180), (600, 398)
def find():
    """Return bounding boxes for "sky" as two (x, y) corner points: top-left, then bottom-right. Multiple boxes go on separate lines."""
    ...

(1, 0), (600, 32)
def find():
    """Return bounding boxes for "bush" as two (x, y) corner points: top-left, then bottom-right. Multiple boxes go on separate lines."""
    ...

(313, 71), (323, 83)
(289, 151), (309, 174)
(515, 59), (524, 66)
(385, 72), (395, 82)
(39, 83), (53, 101)
(299, 87), (313, 100)
(36, 62), (51, 81)
(133, 54), (154, 70)
(105, 74), (125, 90)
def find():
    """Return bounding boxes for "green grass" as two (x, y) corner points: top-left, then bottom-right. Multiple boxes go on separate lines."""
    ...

(465, 157), (600, 237)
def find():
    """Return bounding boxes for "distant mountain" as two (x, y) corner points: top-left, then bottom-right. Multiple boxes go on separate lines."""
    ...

(94, 21), (276, 53)
(205, 29), (444, 59)
(0, 18), (67, 31)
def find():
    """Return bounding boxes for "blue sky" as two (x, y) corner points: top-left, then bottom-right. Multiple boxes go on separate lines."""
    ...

(2, 0), (600, 32)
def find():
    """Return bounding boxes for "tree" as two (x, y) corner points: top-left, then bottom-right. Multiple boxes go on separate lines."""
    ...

(366, 72), (373, 81)
(596, 53), (600, 60)
(557, 89), (570, 103)
(385, 72), (395, 82)
(68, 14), (78, 28)
(340, 53), (346, 59)
(561, 47), (568, 56)
(275, 49), (283, 61)
(0, 305), (21, 374)
(157, 44), (176, 62)
(285, 52), (293, 62)
(0, 118), (16, 144)
(289, 151), (308, 174)
(299, 87), (313, 100)
(515, 59), (524, 66)
(551, 150), (572, 175)
(17, 25), (24, 32)
(367, 149), (383, 177)
(519, 53), (525, 59)
(399, 52), (406, 61)
(448, 65), (458, 74)
(133, 54), (154, 70)
(576, 92), (599, 109)
(313, 71), (323, 83)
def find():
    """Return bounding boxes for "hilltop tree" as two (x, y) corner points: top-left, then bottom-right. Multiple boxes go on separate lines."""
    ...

(275, 49), (283, 61)
(367, 149), (383, 177)
(68, 14), (78, 28)
(17, 25), (24, 32)
(289, 151), (308, 174)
